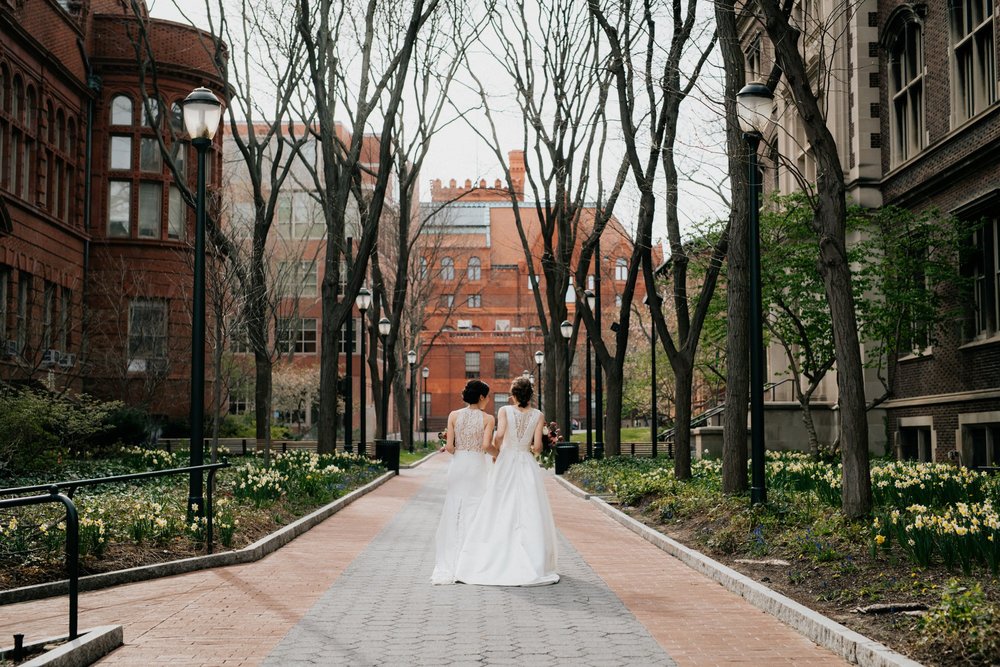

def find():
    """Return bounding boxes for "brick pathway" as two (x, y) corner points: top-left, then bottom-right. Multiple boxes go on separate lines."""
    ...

(0, 455), (849, 665)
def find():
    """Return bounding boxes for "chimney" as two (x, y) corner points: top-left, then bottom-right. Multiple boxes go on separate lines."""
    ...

(508, 150), (525, 201)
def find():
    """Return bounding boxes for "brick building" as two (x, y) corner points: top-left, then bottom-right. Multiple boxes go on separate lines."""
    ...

(739, 0), (999, 463)
(0, 0), (225, 418)
(416, 151), (649, 431)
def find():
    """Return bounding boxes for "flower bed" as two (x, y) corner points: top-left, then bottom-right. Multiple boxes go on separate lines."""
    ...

(565, 453), (1000, 666)
(0, 448), (384, 590)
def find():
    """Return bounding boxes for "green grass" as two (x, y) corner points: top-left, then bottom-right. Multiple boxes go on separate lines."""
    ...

(399, 446), (439, 466)
(570, 427), (652, 443)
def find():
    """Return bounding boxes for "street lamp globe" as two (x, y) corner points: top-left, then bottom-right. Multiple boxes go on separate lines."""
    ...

(181, 87), (222, 140)
(560, 320), (573, 340)
(378, 317), (391, 337)
(736, 82), (775, 136)
(355, 287), (372, 312)
(534, 350), (544, 366)
(585, 289), (595, 311)
(422, 366), (429, 379)
(407, 350), (417, 365)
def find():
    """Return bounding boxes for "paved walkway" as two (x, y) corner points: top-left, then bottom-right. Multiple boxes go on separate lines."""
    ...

(0, 456), (847, 666)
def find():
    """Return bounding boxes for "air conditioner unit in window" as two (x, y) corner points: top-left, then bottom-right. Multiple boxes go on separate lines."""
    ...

(58, 353), (76, 369)
(41, 349), (60, 367)
(3, 340), (17, 357)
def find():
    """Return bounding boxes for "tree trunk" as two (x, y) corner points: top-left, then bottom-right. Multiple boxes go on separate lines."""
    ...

(673, 361), (693, 479)
(393, 370), (410, 449)
(602, 366), (623, 456)
(716, 0), (749, 495)
(799, 398), (820, 457)
(254, 350), (272, 467)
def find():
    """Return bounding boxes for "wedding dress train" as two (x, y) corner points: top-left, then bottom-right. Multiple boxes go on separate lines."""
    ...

(454, 405), (559, 586)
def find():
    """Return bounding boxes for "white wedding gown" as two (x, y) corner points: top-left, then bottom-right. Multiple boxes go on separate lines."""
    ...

(430, 407), (491, 585)
(454, 405), (559, 586)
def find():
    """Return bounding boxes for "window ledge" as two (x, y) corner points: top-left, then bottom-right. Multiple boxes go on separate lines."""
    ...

(898, 347), (933, 362)
(959, 334), (1000, 350)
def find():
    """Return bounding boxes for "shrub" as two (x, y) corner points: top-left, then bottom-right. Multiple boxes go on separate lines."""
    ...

(918, 581), (1000, 663)
(102, 406), (153, 448)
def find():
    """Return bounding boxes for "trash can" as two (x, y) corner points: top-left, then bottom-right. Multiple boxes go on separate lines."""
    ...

(554, 441), (579, 475)
(375, 439), (401, 475)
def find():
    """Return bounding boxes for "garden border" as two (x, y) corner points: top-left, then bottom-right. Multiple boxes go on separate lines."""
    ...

(0, 625), (123, 667)
(0, 471), (395, 606)
(552, 475), (923, 667)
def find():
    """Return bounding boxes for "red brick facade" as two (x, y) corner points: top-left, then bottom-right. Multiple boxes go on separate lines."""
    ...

(0, 0), (224, 418)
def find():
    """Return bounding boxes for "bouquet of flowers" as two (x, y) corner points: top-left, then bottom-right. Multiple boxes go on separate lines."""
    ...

(538, 421), (561, 467)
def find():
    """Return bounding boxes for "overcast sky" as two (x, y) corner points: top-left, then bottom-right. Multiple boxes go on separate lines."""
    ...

(147, 0), (729, 246)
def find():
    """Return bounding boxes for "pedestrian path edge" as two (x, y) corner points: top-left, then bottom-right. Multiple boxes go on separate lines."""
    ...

(553, 474), (923, 667)
(0, 471), (396, 607)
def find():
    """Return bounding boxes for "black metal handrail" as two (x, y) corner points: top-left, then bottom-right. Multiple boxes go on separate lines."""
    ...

(0, 461), (229, 640)
(0, 490), (79, 639)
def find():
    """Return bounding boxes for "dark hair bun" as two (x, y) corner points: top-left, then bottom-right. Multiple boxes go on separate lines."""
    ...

(462, 379), (490, 404)
(510, 376), (533, 407)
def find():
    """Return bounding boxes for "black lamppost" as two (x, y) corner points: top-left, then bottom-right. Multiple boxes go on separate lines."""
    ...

(534, 350), (544, 413)
(378, 316), (391, 438)
(737, 81), (774, 505)
(355, 287), (372, 456)
(584, 289), (595, 459)
(407, 349), (417, 453)
(181, 86), (221, 518)
(344, 315), (353, 453)
(560, 320), (573, 441)
(421, 366), (430, 448)
(644, 293), (659, 458)
(593, 243), (604, 459)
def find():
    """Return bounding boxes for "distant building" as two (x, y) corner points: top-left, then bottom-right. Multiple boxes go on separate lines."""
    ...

(0, 0), (225, 418)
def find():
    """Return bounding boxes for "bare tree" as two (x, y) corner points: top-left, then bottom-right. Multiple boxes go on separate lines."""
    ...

(589, 0), (717, 474)
(463, 0), (630, 449)
(755, 0), (872, 516)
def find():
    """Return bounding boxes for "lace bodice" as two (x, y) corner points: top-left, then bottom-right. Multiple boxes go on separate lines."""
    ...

(502, 405), (541, 452)
(454, 407), (486, 453)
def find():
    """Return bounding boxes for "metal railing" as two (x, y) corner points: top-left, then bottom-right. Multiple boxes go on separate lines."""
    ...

(0, 461), (229, 640)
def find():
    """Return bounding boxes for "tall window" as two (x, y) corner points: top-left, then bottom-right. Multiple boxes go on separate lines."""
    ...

(467, 256), (481, 281)
(59, 287), (71, 351)
(42, 281), (55, 350)
(441, 257), (455, 280)
(465, 351), (480, 378)
(138, 183), (161, 237)
(419, 257), (428, 279)
(277, 317), (317, 354)
(168, 186), (185, 239)
(139, 137), (162, 172)
(468, 293), (481, 308)
(0, 266), (8, 342)
(746, 35), (762, 82)
(16, 272), (30, 354)
(951, 0), (997, 124)
(128, 300), (167, 367)
(494, 351), (510, 378)
(615, 258), (628, 281)
(279, 261), (318, 297)
(110, 95), (133, 125)
(890, 20), (925, 164)
(110, 136), (131, 170)
(494, 392), (509, 415)
(967, 217), (1000, 338)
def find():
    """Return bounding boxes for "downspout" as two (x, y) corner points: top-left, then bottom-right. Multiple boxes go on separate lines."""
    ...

(77, 37), (100, 365)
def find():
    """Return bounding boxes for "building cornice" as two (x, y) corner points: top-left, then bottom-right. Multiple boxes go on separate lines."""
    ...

(883, 388), (1000, 409)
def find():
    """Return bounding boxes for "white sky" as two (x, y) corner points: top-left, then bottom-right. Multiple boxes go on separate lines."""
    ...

(147, 0), (729, 247)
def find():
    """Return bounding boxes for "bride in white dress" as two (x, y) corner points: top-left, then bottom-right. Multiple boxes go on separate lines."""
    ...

(455, 377), (559, 586)
(430, 380), (496, 585)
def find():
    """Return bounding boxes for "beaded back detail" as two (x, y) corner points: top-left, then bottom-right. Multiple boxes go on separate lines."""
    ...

(454, 407), (486, 453)
(508, 406), (540, 451)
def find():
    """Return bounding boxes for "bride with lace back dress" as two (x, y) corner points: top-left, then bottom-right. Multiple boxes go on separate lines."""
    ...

(454, 377), (559, 586)
(431, 380), (496, 585)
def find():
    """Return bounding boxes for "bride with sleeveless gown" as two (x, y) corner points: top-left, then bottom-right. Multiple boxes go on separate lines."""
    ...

(454, 404), (559, 586)
(430, 405), (492, 584)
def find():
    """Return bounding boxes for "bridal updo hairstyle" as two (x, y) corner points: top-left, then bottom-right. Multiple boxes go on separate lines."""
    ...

(510, 376), (533, 408)
(462, 379), (490, 404)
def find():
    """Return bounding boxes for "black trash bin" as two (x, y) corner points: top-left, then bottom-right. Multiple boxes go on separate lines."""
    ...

(554, 441), (579, 475)
(375, 439), (401, 474)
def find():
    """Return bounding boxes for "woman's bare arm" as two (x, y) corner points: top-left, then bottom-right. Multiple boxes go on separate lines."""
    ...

(444, 411), (457, 454)
(481, 414), (498, 457)
(531, 415), (544, 455)
(493, 407), (507, 451)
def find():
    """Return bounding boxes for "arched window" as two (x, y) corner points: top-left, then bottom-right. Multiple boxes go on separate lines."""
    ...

(889, 18), (924, 164)
(441, 256), (455, 280)
(25, 86), (36, 131)
(170, 102), (183, 133)
(53, 106), (63, 148)
(110, 95), (133, 126)
(467, 256), (481, 281)
(614, 258), (627, 281)
(0, 65), (7, 113)
(12, 76), (22, 121)
(140, 97), (161, 128)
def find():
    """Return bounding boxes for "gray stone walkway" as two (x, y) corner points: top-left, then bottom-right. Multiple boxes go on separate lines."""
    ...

(263, 466), (675, 666)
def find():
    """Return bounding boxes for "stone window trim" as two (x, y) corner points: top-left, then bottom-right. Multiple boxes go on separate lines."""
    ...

(949, 0), (997, 126)
(881, 6), (927, 166)
(896, 415), (937, 462)
(957, 411), (1000, 467)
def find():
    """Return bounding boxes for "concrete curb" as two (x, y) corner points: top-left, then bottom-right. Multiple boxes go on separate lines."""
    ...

(400, 450), (439, 469)
(556, 475), (922, 667)
(0, 471), (395, 606)
(0, 625), (123, 667)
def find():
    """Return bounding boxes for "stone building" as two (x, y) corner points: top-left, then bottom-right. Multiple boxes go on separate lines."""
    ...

(0, 0), (225, 418)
